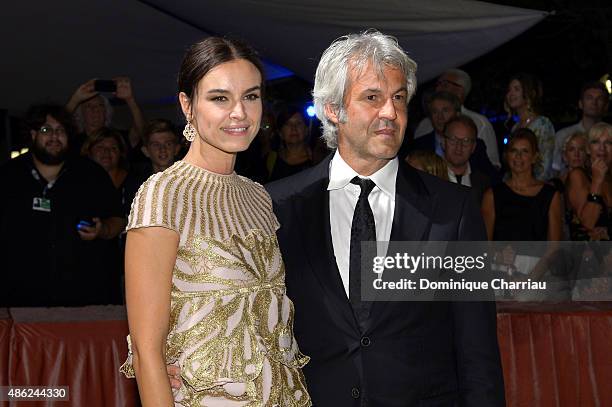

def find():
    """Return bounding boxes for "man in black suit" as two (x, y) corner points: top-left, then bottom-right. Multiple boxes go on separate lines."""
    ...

(266, 31), (504, 406)
(443, 115), (491, 204)
(408, 91), (498, 179)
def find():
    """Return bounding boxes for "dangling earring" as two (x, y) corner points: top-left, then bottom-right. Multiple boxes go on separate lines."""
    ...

(183, 120), (197, 142)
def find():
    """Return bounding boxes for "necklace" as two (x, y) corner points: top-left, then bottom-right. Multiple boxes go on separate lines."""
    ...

(521, 115), (534, 128)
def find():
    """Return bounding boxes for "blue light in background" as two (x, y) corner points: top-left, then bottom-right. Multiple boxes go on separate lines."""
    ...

(503, 137), (509, 145)
(262, 58), (294, 80)
(306, 105), (316, 118)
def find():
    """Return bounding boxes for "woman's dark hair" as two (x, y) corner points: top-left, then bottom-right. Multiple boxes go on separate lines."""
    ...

(276, 104), (307, 131)
(178, 37), (265, 110)
(507, 73), (543, 115)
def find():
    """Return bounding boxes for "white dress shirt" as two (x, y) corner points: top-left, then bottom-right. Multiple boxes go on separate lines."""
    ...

(328, 151), (397, 298)
(447, 162), (472, 187)
(415, 106), (501, 168)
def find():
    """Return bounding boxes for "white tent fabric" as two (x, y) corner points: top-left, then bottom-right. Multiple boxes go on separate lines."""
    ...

(0, 0), (547, 114)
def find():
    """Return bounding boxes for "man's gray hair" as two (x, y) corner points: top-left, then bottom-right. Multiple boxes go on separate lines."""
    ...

(73, 95), (113, 134)
(313, 30), (417, 148)
(442, 69), (472, 98)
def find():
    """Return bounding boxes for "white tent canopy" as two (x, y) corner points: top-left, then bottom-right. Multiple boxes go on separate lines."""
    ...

(0, 0), (547, 114)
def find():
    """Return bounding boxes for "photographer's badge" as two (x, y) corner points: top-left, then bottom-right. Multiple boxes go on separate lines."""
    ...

(32, 197), (51, 212)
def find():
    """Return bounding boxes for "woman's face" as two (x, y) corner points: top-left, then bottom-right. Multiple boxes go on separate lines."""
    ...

(506, 79), (526, 111)
(589, 129), (612, 165)
(180, 59), (262, 156)
(563, 137), (587, 170)
(506, 138), (536, 174)
(90, 137), (121, 172)
(280, 113), (307, 145)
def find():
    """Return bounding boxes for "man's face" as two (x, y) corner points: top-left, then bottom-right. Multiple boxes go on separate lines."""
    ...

(30, 115), (69, 165)
(144, 131), (180, 169)
(330, 62), (408, 170)
(435, 73), (465, 103)
(579, 88), (608, 119)
(430, 99), (457, 134)
(82, 96), (106, 131)
(443, 122), (476, 168)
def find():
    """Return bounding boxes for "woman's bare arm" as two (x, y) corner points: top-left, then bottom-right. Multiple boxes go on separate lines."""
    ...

(481, 188), (495, 241)
(547, 191), (563, 241)
(567, 168), (604, 230)
(125, 227), (178, 406)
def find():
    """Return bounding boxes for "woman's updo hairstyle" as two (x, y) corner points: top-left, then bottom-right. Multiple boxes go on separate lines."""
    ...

(178, 37), (265, 113)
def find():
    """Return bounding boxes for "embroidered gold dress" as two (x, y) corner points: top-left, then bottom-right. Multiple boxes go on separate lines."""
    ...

(120, 160), (310, 407)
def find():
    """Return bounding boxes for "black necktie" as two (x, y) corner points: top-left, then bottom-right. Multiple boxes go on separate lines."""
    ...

(349, 177), (376, 308)
(456, 174), (463, 185)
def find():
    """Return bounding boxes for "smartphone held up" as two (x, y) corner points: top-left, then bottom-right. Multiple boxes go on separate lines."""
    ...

(94, 79), (116, 93)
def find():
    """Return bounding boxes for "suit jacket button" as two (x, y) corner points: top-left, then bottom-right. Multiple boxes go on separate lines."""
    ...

(351, 387), (360, 399)
(360, 336), (371, 347)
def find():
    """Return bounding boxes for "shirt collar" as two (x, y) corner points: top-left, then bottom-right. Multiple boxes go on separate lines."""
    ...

(447, 162), (472, 181)
(327, 150), (398, 200)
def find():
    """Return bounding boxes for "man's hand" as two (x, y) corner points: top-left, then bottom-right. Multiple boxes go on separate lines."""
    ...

(77, 217), (104, 241)
(167, 364), (181, 389)
(114, 77), (134, 102)
(66, 79), (98, 113)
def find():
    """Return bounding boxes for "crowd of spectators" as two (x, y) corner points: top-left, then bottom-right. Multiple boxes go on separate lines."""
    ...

(1, 70), (611, 306)
(406, 70), (611, 299)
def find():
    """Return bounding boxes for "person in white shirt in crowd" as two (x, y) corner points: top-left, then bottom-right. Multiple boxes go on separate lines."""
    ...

(553, 81), (609, 174)
(414, 68), (500, 168)
(408, 91), (497, 178)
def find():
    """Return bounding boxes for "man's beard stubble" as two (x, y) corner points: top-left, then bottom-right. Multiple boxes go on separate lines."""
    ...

(31, 141), (68, 165)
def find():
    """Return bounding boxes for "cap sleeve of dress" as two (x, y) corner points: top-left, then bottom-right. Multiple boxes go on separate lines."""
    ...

(126, 172), (179, 233)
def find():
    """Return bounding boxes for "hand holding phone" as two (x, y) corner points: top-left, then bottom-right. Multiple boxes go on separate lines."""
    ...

(113, 77), (134, 101)
(77, 217), (95, 230)
(77, 217), (102, 241)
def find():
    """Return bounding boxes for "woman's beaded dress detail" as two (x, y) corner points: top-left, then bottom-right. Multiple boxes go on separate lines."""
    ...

(120, 160), (310, 406)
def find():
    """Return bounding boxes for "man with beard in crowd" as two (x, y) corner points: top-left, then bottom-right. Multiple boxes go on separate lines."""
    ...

(0, 104), (125, 307)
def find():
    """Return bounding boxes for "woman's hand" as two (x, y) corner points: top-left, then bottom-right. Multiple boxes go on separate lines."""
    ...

(591, 158), (608, 190)
(167, 365), (182, 389)
(588, 226), (609, 241)
(114, 77), (134, 102)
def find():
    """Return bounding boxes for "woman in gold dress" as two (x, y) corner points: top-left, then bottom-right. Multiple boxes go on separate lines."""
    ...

(120, 37), (310, 407)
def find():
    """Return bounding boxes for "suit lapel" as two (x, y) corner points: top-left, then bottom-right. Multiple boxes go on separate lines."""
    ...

(294, 156), (361, 335)
(366, 162), (435, 331)
(390, 162), (434, 242)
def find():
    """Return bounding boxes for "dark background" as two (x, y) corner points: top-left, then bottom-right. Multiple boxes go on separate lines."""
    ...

(2, 1), (611, 160)
(269, 0), (612, 139)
